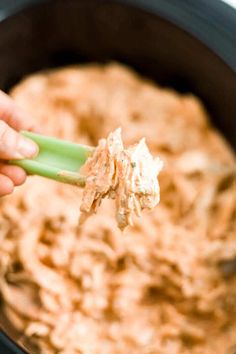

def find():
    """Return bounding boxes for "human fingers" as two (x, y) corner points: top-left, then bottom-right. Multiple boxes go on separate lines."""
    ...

(0, 164), (27, 186)
(0, 173), (14, 197)
(0, 90), (35, 131)
(0, 120), (38, 160)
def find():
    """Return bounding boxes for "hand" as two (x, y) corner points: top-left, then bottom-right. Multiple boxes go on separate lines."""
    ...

(0, 90), (38, 197)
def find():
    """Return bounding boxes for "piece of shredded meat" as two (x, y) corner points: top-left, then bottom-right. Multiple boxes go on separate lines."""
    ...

(0, 63), (236, 354)
(80, 128), (163, 230)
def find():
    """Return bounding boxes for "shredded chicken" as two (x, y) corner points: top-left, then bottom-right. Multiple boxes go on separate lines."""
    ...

(80, 128), (163, 229)
(0, 63), (236, 354)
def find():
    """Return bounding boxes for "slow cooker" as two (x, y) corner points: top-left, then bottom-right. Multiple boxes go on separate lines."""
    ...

(0, 0), (235, 353)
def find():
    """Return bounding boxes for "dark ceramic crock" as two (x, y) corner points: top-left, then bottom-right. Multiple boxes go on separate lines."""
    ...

(0, 1), (235, 353)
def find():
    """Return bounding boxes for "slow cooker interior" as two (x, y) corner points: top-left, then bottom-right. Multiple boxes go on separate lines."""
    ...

(0, 0), (235, 149)
(0, 0), (235, 353)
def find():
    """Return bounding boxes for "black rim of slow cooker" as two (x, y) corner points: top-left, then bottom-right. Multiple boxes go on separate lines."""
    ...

(0, 0), (235, 353)
(0, 0), (236, 71)
(0, 331), (27, 354)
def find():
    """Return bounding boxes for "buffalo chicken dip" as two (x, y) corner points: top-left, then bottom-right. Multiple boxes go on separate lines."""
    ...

(0, 63), (236, 354)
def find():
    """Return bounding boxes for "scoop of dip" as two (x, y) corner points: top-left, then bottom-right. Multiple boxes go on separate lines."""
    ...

(80, 128), (163, 230)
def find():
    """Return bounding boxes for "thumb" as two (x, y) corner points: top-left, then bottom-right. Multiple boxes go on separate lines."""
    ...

(0, 120), (38, 160)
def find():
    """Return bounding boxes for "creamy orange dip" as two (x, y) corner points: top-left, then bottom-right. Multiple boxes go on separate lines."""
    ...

(0, 63), (235, 354)
(80, 128), (163, 230)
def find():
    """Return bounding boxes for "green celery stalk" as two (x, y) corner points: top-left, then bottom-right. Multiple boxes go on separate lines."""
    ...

(10, 131), (94, 186)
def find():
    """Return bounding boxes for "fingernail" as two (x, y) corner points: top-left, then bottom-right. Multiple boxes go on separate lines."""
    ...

(17, 137), (39, 158)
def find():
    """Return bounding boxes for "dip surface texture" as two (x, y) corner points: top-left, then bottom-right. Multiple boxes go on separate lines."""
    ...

(0, 63), (236, 354)
(80, 128), (163, 230)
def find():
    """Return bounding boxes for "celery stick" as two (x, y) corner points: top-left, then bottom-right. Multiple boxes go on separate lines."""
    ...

(10, 131), (94, 186)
